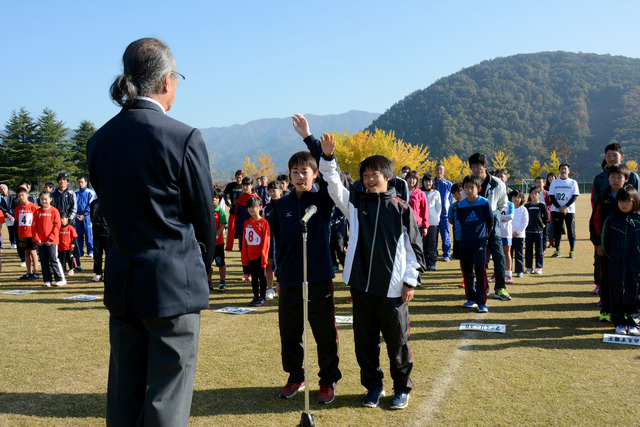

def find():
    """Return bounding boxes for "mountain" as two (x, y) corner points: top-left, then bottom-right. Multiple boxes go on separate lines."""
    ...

(200, 110), (380, 181)
(367, 52), (640, 179)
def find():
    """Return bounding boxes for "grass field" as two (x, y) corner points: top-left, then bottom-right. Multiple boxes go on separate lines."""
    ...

(1, 196), (639, 426)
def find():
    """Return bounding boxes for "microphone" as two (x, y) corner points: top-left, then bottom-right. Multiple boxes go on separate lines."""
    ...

(300, 205), (318, 225)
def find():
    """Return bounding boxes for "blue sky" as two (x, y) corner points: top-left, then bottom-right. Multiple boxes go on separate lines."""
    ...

(2, 0), (639, 130)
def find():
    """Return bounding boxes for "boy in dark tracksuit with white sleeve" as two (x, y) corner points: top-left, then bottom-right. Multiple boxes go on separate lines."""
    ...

(318, 133), (426, 410)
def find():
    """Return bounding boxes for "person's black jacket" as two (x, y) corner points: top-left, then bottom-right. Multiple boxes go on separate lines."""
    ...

(87, 99), (216, 318)
(89, 198), (109, 238)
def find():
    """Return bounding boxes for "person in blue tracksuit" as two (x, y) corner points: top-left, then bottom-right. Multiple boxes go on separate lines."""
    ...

(75, 176), (96, 257)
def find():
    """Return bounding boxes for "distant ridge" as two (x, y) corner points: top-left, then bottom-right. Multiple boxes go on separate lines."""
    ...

(200, 110), (379, 180)
(367, 51), (640, 178)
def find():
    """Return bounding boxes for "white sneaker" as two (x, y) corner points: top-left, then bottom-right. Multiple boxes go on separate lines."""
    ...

(505, 276), (514, 284)
(615, 325), (627, 335)
(265, 289), (276, 300)
(21, 262), (26, 267)
(534, 268), (543, 274)
(55, 280), (67, 287)
(43, 282), (52, 287)
(628, 326), (640, 336)
(10, 244), (16, 249)
(68, 269), (75, 276)
(525, 268), (533, 274)
(91, 274), (102, 282)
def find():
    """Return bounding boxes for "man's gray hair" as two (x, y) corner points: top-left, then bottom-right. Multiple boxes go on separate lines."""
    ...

(110, 38), (177, 108)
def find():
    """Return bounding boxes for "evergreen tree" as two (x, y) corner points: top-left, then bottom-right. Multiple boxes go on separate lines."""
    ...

(0, 107), (37, 188)
(70, 120), (97, 180)
(34, 108), (72, 186)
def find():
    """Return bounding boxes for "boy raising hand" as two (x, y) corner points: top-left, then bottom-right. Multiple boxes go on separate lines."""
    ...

(318, 132), (425, 410)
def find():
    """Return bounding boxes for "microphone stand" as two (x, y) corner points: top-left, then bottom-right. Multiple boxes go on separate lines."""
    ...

(299, 221), (315, 427)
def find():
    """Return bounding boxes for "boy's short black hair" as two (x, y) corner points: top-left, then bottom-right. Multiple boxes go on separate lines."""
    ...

(559, 162), (571, 169)
(462, 174), (482, 188)
(605, 143), (623, 155)
(212, 187), (224, 200)
(60, 212), (69, 219)
(468, 153), (488, 167)
(359, 155), (394, 181)
(607, 164), (630, 179)
(44, 181), (55, 189)
(277, 174), (289, 182)
(288, 151), (317, 173)
(19, 179), (31, 187)
(529, 186), (541, 195)
(235, 169), (244, 176)
(77, 175), (87, 182)
(241, 177), (252, 185)
(451, 182), (462, 193)
(39, 190), (52, 199)
(16, 187), (28, 195)
(422, 173), (434, 182)
(267, 180), (283, 190)
(535, 176), (545, 181)
(246, 196), (262, 210)
(57, 172), (70, 182)
(617, 185), (640, 212)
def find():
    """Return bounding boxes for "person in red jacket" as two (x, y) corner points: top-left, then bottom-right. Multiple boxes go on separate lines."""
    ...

(241, 196), (270, 307)
(33, 191), (66, 287)
(235, 177), (260, 281)
(58, 212), (78, 275)
(15, 187), (39, 280)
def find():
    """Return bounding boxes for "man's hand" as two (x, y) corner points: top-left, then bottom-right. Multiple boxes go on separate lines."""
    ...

(45, 241), (52, 246)
(596, 245), (605, 257)
(292, 114), (311, 139)
(421, 227), (428, 238)
(77, 214), (85, 221)
(401, 285), (414, 303)
(37, 241), (43, 246)
(320, 133), (336, 157)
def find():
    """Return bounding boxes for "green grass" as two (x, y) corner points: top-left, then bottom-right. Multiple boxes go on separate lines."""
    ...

(1, 197), (639, 426)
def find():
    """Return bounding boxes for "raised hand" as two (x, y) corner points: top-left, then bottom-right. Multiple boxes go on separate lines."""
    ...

(320, 133), (336, 157)
(291, 114), (311, 139)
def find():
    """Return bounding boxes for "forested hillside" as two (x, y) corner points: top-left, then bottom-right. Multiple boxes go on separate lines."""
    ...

(368, 52), (640, 179)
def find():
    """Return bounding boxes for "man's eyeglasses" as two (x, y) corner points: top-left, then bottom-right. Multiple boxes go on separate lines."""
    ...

(174, 72), (186, 86)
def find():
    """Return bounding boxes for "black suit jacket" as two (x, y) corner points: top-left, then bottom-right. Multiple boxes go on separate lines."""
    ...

(87, 100), (215, 318)
(0, 194), (14, 217)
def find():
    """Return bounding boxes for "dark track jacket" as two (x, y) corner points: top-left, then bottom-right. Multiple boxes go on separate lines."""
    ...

(319, 155), (425, 298)
(602, 211), (640, 304)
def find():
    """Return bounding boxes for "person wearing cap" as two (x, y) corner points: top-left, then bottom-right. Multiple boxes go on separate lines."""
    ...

(223, 169), (244, 251)
(52, 173), (80, 270)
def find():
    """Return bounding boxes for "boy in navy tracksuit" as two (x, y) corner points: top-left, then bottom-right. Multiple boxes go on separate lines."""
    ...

(317, 131), (425, 410)
(272, 148), (341, 404)
(458, 174), (494, 313)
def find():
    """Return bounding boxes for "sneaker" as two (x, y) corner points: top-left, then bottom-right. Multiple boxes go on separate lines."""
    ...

(458, 280), (465, 288)
(591, 285), (600, 295)
(88, 253), (94, 258)
(279, 382), (305, 398)
(488, 275), (496, 283)
(265, 289), (275, 300)
(363, 387), (385, 408)
(241, 274), (250, 281)
(91, 274), (102, 282)
(55, 280), (67, 287)
(516, 272), (523, 278)
(443, 257), (451, 262)
(494, 289), (512, 301)
(30, 273), (39, 280)
(428, 266), (438, 271)
(534, 268), (543, 274)
(505, 275), (514, 284)
(10, 243), (16, 249)
(569, 251), (576, 259)
(19, 273), (31, 280)
(68, 269), (75, 276)
(248, 297), (258, 307)
(628, 326), (640, 336)
(390, 390), (410, 410)
(462, 300), (478, 308)
(254, 298), (266, 307)
(477, 304), (489, 313)
(599, 312), (611, 322)
(551, 251), (561, 258)
(43, 281), (52, 287)
(74, 267), (83, 272)
(333, 265), (339, 272)
(20, 261), (26, 267)
(218, 283), (227, 292)
(317, 383), (336, 404)
(615, 325), (627, 335)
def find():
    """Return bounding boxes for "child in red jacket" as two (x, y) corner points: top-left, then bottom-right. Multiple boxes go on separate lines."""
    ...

(241, 196), (270, 307)
(15, 187), (39, 280)
(32, 191), (66, 287)
(58, 212), (78, 275)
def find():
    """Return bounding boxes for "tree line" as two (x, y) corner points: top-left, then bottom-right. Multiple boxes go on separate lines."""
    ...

(0, 107), (96, 189)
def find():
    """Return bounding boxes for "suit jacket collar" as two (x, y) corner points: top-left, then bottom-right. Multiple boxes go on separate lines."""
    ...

(128, 98), (165, 114)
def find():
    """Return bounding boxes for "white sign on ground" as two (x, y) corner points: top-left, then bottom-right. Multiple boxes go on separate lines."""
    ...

(2, 290), (37, 295)
(459, 323), (506, 334)
(335, 316), (353, 324)
(65, 295), (102, 302)
(603, 334), (640, 346)
(214, 307), (256, 315)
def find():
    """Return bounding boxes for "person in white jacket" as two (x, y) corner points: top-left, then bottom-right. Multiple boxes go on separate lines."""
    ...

(510, 190), (529, 278)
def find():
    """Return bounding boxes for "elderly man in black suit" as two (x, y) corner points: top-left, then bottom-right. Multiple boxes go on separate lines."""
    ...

(87, 38), (215, 427)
